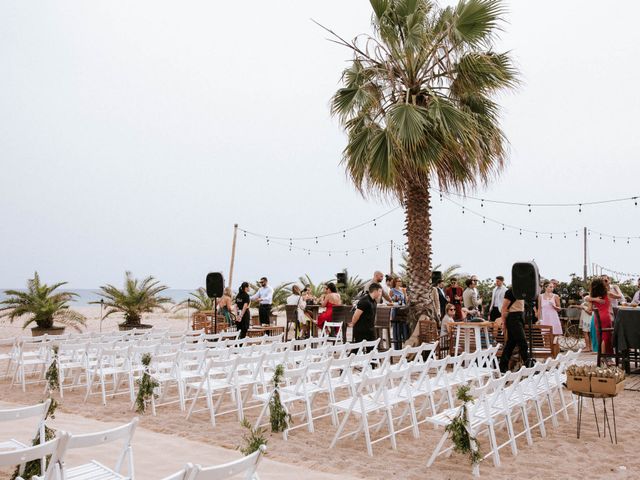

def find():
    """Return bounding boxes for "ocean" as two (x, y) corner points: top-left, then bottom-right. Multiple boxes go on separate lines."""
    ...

(0, 288), (194, 306)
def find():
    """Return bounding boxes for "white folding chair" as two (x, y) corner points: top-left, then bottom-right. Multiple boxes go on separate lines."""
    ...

(321, 321), (344, 345)
(0, 433), (69, 480)
(11, 340), (50, 392)
(47, 342), (87, 398)
(56, 418), (138, 480)
(330, 370), (396, 456)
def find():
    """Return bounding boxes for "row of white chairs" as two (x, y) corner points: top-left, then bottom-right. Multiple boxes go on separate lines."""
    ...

(426, 349), (580, 475)
(0, 404), (265, 480)
(0, 331), (287, 393)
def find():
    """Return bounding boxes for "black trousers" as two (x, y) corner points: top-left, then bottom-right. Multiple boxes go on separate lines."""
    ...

(489, 307), (501, 322)
(236, 314), (250, 339)
(499, 312), (529, 372)
(258, 304), (271, 325)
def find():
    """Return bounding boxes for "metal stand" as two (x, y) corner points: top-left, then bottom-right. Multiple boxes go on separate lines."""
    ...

(524, 300), (536, 367)
(575, 392), (618, 444)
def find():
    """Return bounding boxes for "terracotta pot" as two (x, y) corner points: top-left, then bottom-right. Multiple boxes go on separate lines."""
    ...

(118, 323), (153, 331)
(31, 326), (66, 337)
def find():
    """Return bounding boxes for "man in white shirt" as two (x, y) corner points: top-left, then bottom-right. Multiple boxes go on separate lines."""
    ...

(489, 276), (506, 322)
(632, 278), (640, 304)
(362, 271), (392, 304)
(251, 276), (274, 325)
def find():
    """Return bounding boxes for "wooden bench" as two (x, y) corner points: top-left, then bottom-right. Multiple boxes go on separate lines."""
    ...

(494, 323), (558, 360)
(246, 326), (284, 338)
(192, 311), (232, 334)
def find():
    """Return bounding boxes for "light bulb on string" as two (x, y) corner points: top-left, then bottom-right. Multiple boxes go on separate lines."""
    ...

(519, 229), (522, 236)
(550, 233), (553, 240)
(345, 251), (349, 257)
(635, 197), (638, 206)
(599, 234), (602, 240)
(535, 232), (538, 239)
(439, 193), (443, 202)
(627, 237), (630, 245)
(342, 230), (346, 238)
(563, 233), (566, 239)
(481, 199), (484, 208)
(373, 218), (377, 226)
(266, 236), (270, 245)
(528, 204), (531, 213)
(613, 237), (616, 243)
(579, 204), (582, 213)
(243, 231), (246, 238)
(315, 237), (318, 244)
(462, 206), (465, 214)
(482, 216), (486, 224)
(501, 224), (505, 231)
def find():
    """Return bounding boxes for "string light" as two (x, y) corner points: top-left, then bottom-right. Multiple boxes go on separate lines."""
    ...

(578, 204), (582, 213)
(433, 187), (640, 209)
(528, 204), (531, 213)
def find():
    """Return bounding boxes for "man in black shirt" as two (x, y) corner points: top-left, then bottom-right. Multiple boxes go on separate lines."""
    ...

(349, 282), (383, 345)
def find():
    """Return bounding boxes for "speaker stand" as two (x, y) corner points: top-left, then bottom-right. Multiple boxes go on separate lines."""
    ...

(525, 299), (536, 367)
(212, 296), (218, 334)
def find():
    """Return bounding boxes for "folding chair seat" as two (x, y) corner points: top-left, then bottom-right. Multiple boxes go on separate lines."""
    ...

(0, 337), (17, 379)
(55, 419), (138, 480)
(149, 351), (184, 414)
(186, 357), (239, 427)
(409, 357), (455, 418)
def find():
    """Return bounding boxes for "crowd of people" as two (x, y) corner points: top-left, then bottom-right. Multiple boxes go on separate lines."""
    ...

(216, 271), (640, 370)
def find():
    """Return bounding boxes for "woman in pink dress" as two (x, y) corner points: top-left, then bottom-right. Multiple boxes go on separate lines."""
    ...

(537, 281), (562, 338)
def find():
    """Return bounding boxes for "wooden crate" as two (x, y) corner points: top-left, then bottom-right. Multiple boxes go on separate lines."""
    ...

(590, 377), (624, 395)
(567, 375), (591, 393)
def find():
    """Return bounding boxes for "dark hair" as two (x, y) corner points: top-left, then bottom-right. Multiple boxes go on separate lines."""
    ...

(390, 277), (399, 289)
(542, 281), (551, 289)
(496, 276), (504, 281)
(325, 282), (337, 293)
(368, 282), (382, 293)
(465, 278), (473, 288)
(238, 282), (249, 294)
(590, 278), (607, 299)
(260, 277), (267, 282)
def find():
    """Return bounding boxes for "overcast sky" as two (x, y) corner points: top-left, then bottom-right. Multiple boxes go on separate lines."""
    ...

(1, 0), (639, 291)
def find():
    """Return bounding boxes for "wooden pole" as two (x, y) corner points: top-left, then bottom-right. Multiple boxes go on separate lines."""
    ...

(583, 226), (588, 281)
(390, 239), (394, 275)
(228, 224), (239, 291)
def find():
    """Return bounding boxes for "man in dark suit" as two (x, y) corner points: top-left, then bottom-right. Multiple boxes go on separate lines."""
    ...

(436, 279), (447, 321)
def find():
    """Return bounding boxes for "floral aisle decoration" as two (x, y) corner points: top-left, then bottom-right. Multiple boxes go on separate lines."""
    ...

(135, 353), (158, 413)
(269, 364), (291, 433)
(445, 385), (481, 474)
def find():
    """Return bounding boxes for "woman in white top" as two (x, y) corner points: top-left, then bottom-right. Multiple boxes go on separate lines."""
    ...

(578, 292), (593, 352)
(440, 303), (456, 337)
(286, 285), (307, 338)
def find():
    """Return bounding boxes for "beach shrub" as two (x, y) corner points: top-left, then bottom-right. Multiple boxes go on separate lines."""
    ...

(238, 419), (267, 456)
(135, 353), (159, 413)
(0, 272), (86, 331)
(445, 385), (481, 467)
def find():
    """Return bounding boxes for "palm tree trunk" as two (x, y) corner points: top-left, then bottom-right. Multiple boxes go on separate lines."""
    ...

(404, 182), (438, 322)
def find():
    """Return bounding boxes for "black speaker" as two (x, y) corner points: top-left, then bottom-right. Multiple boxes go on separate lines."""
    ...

(511, 262), (540, 301)
(206, 272), (224, 298)
(431, 271), (442, 285)
(336, 272), (347, 290)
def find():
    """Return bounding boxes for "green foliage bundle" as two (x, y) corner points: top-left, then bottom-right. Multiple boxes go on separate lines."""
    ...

(11, 399), (58, 480)
(237, 419), (267, 456)
(135, 353), (158, 413)
(445, 386), (481, 466)
(269, 364), (291, 433)
(45, 346), (60, 392)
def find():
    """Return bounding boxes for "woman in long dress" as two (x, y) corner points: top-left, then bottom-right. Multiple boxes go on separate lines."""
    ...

(537, 281), (562, 339)
(587, 277), (613, 355)
(317, 282), (342, 331)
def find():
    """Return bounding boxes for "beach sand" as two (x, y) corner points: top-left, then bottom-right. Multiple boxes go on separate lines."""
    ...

(1, 307), (638, 479)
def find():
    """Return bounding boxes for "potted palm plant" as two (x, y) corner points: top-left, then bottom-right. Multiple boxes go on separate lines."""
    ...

(93, 271), (171, 331)
(174, 288), (214, 313)
(0, 272), (86, 336)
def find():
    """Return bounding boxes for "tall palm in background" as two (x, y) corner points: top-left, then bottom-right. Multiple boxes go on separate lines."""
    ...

(174, 288), (215, 313)
(327, 0), (517, 319)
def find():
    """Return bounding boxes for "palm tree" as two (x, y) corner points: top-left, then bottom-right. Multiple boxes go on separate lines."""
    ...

(0, 272), (86, 332)
(326, 0), (517, 319)
(174, 288), (215, 313)
(339, 273), (366, 305)
(93, 271), (171, 328)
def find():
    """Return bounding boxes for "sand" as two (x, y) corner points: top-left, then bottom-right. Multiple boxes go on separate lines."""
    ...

(1, 307), (639, 479)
